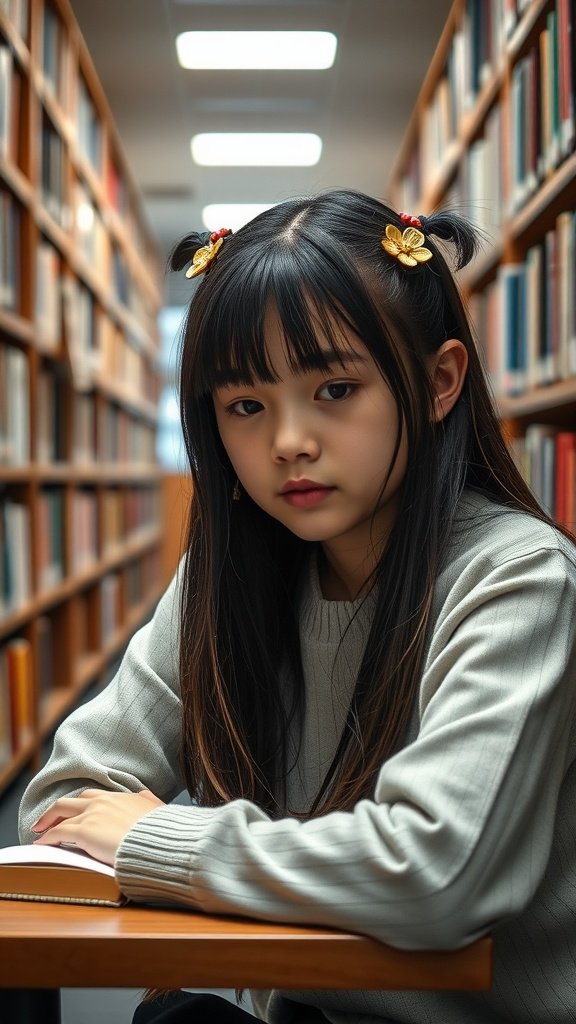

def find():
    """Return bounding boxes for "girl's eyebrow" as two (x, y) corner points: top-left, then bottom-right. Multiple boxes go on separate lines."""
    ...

(213, 351), (368, 390)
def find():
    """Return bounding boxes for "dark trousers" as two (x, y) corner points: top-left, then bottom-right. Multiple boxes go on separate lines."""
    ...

(133, 992), (260, 1022)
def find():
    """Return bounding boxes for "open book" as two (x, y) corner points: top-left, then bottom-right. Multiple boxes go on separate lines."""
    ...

(0, 844), (126, 906)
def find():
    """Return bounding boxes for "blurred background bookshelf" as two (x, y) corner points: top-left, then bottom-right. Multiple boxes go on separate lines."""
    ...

(389, 0), (576, 532)
(0, 0), (164, 794)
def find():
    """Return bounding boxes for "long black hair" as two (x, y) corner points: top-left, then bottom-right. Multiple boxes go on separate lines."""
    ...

(170, 189), (557, 816)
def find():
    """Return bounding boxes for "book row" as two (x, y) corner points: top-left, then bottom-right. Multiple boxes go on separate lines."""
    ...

(0, 13), (147, 242)
(1, 1), (103, 178)
(0, 551), (157, 770)
(403, 0), (576, 208)
(510, 426), (576, 528)
(0, 0), (163, 794)
(468, 207), (576, 394)
(38, 385), (157, 466)
(426, 0), (508, 159)
(1, 196), (152, 381)
(452, 103), (503, 242)
(35, 234), (158, 399)
(0, 344), (157, 467)
(509, 3), (576, 212)
(37, 192), (129, 328)
(0, 487), (160, 621)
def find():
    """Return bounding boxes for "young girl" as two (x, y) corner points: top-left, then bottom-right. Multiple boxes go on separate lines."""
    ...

(19, 190), (576, 1024)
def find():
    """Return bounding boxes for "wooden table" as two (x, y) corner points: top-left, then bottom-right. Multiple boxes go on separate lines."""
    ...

(0, 901), (493, 1022)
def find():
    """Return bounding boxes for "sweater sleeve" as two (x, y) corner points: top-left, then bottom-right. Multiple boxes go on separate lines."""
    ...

(18, 567), (185, 843)
(115, 542), (576, 950)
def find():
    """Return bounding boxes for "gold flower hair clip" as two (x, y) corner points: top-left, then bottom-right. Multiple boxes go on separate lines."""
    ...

(381, 212), (432, 268)
(186, 227), (232, 279)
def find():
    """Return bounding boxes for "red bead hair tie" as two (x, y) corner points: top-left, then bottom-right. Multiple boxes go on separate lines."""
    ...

(399, 212), (423, 229)
(209, 227), (232, 243)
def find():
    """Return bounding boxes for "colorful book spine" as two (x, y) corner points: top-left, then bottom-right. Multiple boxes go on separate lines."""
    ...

(555, 432), (576, 531)
(511, 427), (576, 530)
(471, 209), (576, 396)
(4, 636), (34, 751)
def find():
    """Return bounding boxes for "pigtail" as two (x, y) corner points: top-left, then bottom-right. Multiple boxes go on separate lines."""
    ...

(169, 232), (212, 273)
(170, 228), (233, 280)
(419, 210), (481, 271)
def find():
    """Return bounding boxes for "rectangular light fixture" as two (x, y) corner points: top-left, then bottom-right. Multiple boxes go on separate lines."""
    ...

(176, 31), (337, 70)
(202, 204), (275, 231)
(191, 133), (322, 166)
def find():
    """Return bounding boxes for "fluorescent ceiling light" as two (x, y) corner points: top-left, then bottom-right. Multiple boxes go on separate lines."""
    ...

(202, 204), (275, 231)
(191, 133), (322, 166)
(176, 31), (337, 70)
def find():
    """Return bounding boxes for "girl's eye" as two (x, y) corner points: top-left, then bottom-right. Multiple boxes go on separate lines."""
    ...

(317, 381), (355, 401)
(228, 398), (263, 417)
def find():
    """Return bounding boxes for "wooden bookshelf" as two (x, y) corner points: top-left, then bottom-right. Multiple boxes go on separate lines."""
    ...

(389, 0), (576, 531)
(0, 0), (164, 792)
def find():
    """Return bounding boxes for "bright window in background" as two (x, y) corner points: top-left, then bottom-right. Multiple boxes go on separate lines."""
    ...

(156, 307), (186, 472)
(191, 133), (322, 166)
(202, 203), (274, 231)
(176, 31), (337, 70)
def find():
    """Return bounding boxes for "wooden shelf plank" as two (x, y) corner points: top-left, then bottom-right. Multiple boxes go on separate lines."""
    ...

(499, 379), (576, 420)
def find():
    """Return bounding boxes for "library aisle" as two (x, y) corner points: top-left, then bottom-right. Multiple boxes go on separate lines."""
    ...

(1, 0), (165, 809)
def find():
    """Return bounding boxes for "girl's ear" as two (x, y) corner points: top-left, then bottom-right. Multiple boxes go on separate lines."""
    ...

(429, 339), (468, 422)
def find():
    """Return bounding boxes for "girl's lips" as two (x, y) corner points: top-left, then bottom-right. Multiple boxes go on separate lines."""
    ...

(281, 486), (334, 508)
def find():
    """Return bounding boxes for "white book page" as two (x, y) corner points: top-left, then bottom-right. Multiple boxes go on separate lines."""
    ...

(0, 844), (115, 877)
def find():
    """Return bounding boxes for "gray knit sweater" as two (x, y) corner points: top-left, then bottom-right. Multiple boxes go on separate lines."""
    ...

(19, 492), (576, 1023)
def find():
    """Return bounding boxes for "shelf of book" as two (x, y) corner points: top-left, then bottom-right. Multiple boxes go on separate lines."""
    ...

(0, 580), (163, 794)
(0, 0), (164, 793)
(499, 378), (576, 420)
(389, 0), (576, 534)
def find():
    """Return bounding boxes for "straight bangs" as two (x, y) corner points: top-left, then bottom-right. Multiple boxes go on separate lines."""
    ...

(186, 226), (408, 404)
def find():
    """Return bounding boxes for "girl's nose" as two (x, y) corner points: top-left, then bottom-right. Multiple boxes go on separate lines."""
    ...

(271, 415), (320, 463)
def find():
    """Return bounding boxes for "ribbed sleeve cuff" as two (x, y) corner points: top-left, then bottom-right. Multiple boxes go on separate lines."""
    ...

(115, 804), (221, 905)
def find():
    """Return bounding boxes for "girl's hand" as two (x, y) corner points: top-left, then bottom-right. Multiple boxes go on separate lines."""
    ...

(31, 789), (165, 866)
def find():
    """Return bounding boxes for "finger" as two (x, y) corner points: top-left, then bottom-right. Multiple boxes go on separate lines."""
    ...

(31, 797), (90, 832)
(33, 821), (84, 846)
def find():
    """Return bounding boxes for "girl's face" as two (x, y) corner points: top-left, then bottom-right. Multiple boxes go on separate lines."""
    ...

(213, 310), (408, 581)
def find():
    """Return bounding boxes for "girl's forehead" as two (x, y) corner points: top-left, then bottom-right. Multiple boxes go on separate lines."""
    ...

(204, 293), (382, 393)
(211, 330), (371, 393)
(250, 314), (370, 386)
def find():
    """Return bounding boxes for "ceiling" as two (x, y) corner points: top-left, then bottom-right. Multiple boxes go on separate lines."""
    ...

(69, 0), (452, 305)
